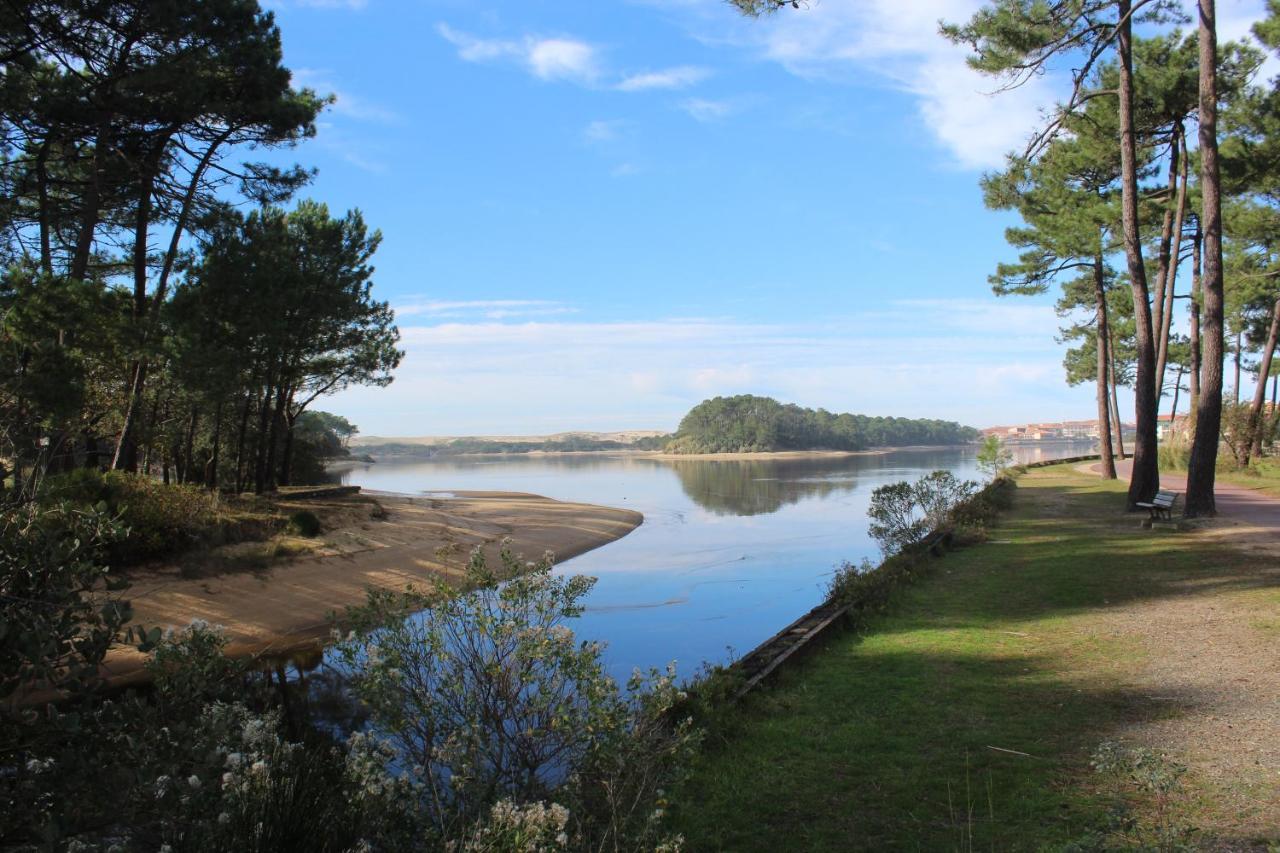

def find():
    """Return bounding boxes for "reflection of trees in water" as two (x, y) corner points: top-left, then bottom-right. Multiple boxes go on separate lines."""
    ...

(666, 457), (863, 516)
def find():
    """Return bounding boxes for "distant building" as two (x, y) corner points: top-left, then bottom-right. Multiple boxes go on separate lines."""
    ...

(981, 419), (1133, 442)
(1156, 413), (1188, 441)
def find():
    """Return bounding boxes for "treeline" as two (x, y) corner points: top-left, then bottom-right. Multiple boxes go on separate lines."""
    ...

(943, 0), (1280, 512)
(741, 1), (1280, 515)
(363, 433), (673, 458)
(665, 395), (979, 454)
(0, 2), (400, 498)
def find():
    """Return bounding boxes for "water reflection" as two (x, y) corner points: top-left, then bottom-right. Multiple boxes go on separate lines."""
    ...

(338, 442), (1096, 680)
(666, 457), (861, 516)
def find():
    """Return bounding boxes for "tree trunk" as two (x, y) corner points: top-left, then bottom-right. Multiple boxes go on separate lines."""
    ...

(280, 414), (297, 487)
(1245, 296), (1280, 462)
(1171, 364), (1185, 425)
(234, 394), (252, 493)
(263, 385), (288, 493)
(1094, 252), (1117, 478)
(208, 400), (224, 490)
(1156, 123), (1189, 396)
(1108, 335), (1127, 460)
(110, 150), (167, 474)
(253, 384), (274, 495)
(1151, 127), (1180, 366)
(1188, 225), (1203, 426)
(35, 138), (53, 276)
(1233, 329), (1242, 404)
(1118, 0), (1161, 507)
(1186, 0), (1226, 518)
(83, 430), (100, 471)
(182, 406), (199, 484)
(69, 122), (111, 282)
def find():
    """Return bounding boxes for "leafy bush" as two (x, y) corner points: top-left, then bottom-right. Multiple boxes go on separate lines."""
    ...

(0, 502), (127, 699)
(867, 470), (979, 555)
(288, 509), (322, 537)
(1066, 741), (1198, 852)
(976, 434), (1014, 478)
(41, 469), (219, 564)
(333, 544), (700, 851)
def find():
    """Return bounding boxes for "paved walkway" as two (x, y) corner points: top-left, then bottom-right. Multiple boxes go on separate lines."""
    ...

(1088, 459), (1280, 537)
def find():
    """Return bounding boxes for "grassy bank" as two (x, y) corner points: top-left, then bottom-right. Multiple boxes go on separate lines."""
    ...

(673, 462), (1279, 850)
(1157, 446), (1280, 498)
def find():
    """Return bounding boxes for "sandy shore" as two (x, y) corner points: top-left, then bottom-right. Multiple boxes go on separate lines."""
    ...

(103, 492), (641, 685)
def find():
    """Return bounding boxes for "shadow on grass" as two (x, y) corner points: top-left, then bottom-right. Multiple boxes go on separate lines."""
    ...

(676, 646), (1196, 852)
(673, 468), (1272, 851)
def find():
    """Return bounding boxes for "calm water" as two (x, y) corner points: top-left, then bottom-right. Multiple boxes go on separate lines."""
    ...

(337, 443), (1091, 682)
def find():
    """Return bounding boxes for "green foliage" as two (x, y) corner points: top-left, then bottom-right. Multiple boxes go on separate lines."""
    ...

(667, 395), (978, 454)
(0, 502), (127, 699)
(1076, 742), (1198, 852)
(287, 510), (322, 537)
(333, 544), (699, 850)
(41, 469), (219, 564)
(976, 435), (1014, 478)
(867, 470), (980, 556)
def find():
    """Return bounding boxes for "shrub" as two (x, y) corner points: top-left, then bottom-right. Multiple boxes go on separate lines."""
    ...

(1157, 440), (1191, 472)
(976, 434), (1013, 478)
(333, 544), (699, 851)
(0, 502), (127, 699)
(867, 470), (979, 555)
(41, 469), (219, 564)
(288, 509), (322, 537)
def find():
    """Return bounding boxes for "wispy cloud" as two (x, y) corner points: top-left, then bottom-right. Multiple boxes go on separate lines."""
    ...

(328, 298), (1095, 434)
(617, 65), (711, 91)
(267, 0), (369, 9)
(584, 119), (628, 143)
(294, 68), (400, 123)
(680, 97), (735, 122)
(650, 0), (1055, 169)
(394, 299), (578, 320)
(437, 24), (601, 84)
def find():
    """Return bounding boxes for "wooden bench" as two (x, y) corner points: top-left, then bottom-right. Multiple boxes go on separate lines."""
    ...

(1135, 490), (1179, 521)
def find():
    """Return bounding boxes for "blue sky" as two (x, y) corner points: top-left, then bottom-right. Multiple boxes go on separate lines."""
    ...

(258, 0), (1273, 437)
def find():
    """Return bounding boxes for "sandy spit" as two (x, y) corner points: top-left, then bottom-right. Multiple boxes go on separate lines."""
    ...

(102, 492), (642, 685)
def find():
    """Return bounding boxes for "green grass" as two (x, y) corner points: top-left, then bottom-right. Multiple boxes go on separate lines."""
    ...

(671, 463), (1257, 851)
(1216, 458), (1280, 499)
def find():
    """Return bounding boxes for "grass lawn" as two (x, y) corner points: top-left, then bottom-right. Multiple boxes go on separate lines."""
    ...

(1215, 458), (1280, 499)
(672, 462), (1279, 851)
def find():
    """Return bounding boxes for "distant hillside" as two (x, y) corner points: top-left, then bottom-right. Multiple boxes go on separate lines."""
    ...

(665, 395), (979, 454)
(355, 431), (671, 458)
(352, 430), (667, 448)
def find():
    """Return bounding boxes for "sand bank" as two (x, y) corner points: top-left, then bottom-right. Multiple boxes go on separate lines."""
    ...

(103, 492), (641, 685)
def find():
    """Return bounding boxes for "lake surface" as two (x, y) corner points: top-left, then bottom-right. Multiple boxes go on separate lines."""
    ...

(338, 443), (1092, 682)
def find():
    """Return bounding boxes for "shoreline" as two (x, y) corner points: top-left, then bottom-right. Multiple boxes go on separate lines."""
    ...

(102, 492), (642, 687)
(340, 444), (981, 465)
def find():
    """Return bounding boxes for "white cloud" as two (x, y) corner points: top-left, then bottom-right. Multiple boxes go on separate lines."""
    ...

(394, 299), (578, 320)
(617, 65), (711, 91)
(651, 0), (1056, 169)
(267, 0), (368, 8)
(584, 119), (627, 143)
(437, 24), (600, 84)
(680, 97), (735, 121)
(326, 298), (1097, 434)
(294, 68), (400, 123)
(753, 0), (1056, 168)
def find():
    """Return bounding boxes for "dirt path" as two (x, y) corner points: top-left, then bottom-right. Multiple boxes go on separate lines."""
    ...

(104, 492), (641, 685)
(1078, 462), (1280, 840)
(1096, 459), (1280, 526)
